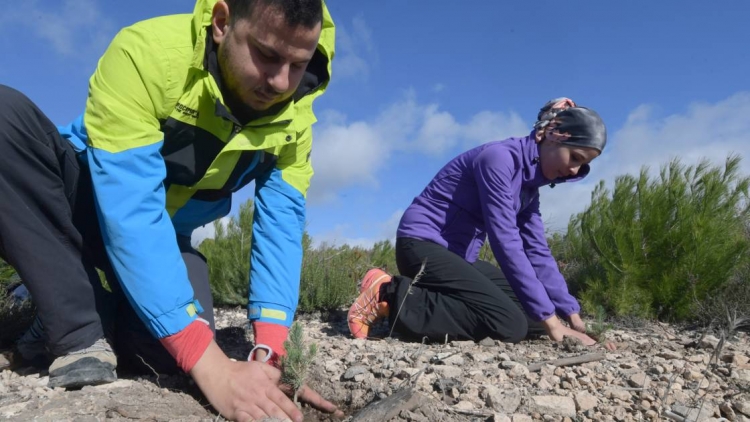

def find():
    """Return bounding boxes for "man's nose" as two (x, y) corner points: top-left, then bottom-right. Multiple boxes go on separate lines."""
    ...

(267, 64), (290, 93)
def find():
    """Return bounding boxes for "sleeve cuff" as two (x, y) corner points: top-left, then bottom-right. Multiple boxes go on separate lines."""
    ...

(159, 319), (214, 372)
(252, 321), (289, 366)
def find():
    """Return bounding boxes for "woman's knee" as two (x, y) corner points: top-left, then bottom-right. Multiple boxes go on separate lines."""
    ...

(505, 314), (529, 343)
(488, 306), (528, 343)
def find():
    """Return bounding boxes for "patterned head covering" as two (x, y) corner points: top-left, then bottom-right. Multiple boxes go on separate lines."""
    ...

(534, 97), (607, 153)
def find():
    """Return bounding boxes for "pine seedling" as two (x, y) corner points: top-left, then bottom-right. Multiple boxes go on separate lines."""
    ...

(586, 305), (613, 342)
(280, 322), (318, 405)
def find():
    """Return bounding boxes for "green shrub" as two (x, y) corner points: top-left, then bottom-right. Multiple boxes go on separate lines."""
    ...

(199, 199), (398, 311)
(0, 259), (34, 347)
(560, 156), (750, 321)
(198, 200), (254, 306)
(298, 238), (397, 312)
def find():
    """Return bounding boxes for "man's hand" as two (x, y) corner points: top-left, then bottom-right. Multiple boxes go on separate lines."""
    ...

(280, 383), (345, 418)
(542, 315), (616, 351)
(190, 340), (343, 422)
(567, 313), (586, 333)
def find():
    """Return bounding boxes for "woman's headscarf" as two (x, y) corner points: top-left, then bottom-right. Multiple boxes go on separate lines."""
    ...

(533, 97), (607, 153)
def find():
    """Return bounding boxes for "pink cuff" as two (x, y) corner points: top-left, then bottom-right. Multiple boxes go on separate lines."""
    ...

(159, 320), (213, 373)
(252, 322), (289, 366)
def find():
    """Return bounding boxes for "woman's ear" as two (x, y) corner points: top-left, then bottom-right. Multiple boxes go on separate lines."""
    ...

(535, 129), (545, 144)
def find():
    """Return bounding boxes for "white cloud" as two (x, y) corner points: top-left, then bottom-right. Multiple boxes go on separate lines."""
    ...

(309, 121), (388, 203)
(0, 0), (114, 57)
(309, 92), (531, 204)
(312, 209), (404, 248)
(463, 110), (529, 147)
(540, 92), (750, 233)
(334, 15), (376, 80)
(415, 105), (462, 155)
(432, 83), (445, 93)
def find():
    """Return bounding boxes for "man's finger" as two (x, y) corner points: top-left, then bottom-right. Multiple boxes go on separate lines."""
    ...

(298, 384), (343, 416)
(244, 405), (268, 422)
(235, 410), (253, 422)
(266, 385), (303, 421)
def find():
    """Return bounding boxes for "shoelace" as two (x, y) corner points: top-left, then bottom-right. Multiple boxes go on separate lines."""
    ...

(349, 289), (382, 327)
(68, 338), (113, 355)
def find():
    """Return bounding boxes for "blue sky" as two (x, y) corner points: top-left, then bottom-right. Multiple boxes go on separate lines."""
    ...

(2, 0), (749, 247)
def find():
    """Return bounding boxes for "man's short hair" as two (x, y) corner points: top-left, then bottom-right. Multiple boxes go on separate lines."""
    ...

(225, 0), (323, 29)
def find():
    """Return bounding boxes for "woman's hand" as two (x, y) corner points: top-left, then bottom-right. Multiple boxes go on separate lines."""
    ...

(542, 315), (616, 351)
(567, 313), (586, 333)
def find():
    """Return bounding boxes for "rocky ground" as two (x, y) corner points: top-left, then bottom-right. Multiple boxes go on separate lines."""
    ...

(1, 307), (749, 422)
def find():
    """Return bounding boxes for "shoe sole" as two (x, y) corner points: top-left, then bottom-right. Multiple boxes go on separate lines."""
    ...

(48, 357), (117, 389)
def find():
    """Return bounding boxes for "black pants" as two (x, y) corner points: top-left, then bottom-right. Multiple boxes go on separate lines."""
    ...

(0, 85), (214, 374)
(383, 237), (545, 343)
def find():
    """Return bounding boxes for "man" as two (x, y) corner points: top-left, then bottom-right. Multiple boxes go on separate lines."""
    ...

(0, 0), (341, 420)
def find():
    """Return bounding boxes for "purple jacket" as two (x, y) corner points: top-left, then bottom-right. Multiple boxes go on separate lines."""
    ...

(397, 132), (588, 321)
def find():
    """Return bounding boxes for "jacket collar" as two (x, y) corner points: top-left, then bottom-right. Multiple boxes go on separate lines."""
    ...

(521, 130), (590, 189)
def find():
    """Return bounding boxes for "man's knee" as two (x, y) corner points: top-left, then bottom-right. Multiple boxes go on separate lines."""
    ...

(0, 85), (34, 112)
(0, 85), (46, 138)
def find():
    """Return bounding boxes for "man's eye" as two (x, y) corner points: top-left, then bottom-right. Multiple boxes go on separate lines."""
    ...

(256, 48), (274, 61)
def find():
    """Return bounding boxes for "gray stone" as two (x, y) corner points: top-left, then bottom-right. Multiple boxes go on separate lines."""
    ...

(482, 386), (522, 414)
(508, 364), (529, 378)
(628, 372), (651, 389)
(736, 369), (750, 383)
(344, 365), (369, 380)
(432, 365), (462, 378)
(720, 402), (736, 420)
(352, 388), (423, 422)
(672, 403), (718, 421)
(658, 350), (683, 360)
(604, 388), (631, 401)
(479, 337), (496, 347)
(574, 391), (598, 412)
(736, 401), (750, 417)
(528, 395), (576, 418)
(700, 335), (721, 350)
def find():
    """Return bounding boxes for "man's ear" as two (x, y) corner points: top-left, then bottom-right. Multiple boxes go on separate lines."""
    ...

(212, 1), (231, 44)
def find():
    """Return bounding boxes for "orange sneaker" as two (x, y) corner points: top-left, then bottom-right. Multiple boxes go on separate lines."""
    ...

(359, 268), (391, 293)
(348, 271), (392, 339)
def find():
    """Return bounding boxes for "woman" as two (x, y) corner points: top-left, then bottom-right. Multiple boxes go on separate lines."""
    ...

(348, 98), (611, 348)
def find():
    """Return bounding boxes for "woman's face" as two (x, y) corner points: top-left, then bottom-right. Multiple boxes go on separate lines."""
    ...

(538, 139), (600, 180)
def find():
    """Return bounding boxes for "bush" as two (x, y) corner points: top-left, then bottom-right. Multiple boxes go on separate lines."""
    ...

(298, 237), (397, 313)
(559, 156), (750, 321)
(199, 199), (398, 311)
(0, 259), (34, 347)
(198, 201), (254, 306)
